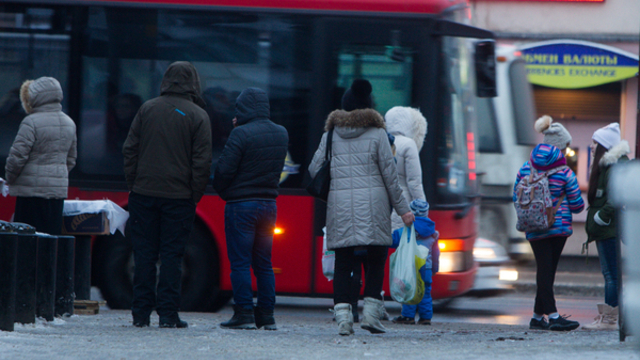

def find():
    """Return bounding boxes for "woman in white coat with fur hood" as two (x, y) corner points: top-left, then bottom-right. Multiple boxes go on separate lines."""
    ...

(385, 106), (428, 230)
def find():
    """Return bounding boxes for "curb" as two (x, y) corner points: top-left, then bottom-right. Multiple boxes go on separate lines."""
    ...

(513, 282), (604, 297)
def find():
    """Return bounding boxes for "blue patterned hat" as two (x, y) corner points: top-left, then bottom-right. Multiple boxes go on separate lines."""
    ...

(410, 199), (429, 217)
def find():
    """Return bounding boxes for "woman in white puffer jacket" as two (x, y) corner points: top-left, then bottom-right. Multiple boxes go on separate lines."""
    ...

(385, 106), (428, 230)
(5, 77), (77, 235)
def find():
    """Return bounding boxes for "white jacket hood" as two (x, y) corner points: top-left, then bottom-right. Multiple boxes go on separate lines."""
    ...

(384, 106), (427, 151)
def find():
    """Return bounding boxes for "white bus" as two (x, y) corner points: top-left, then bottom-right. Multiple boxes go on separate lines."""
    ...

(476, 45), (537, 261)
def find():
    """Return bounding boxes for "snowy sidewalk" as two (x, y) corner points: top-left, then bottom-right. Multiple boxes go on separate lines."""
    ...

(1, 307), (636, 360)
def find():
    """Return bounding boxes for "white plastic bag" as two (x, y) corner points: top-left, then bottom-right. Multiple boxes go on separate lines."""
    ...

(389, 225), (426, 304)
(0, 178), (8, 197)
(321, 227), (335, 281)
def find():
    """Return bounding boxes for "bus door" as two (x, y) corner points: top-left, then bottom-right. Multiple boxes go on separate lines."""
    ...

(308, 17), (432, 294)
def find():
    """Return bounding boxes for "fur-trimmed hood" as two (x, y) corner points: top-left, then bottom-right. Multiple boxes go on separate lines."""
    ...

(600, 140), (630, 167)
(20, 77), (63, 114)
(324, 109), (385, 132)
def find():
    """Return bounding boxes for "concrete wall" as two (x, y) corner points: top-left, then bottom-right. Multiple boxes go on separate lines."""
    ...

(470, 0), (640, 37)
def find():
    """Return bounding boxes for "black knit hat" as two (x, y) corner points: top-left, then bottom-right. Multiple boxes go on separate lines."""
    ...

(341, 79), (372, 111)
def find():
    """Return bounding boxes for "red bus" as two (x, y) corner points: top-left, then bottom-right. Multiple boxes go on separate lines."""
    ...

(0, 0), (494, 311)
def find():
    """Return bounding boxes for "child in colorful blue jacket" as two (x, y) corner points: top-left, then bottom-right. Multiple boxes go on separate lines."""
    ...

(390, 199), (440, 325)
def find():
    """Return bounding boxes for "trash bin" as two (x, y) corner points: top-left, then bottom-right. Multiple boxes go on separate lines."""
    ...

(14, 222), (38, 324)
(55, 235), (75, 317)
(36, 234), (58, 321)
(0, 221), (18, 331)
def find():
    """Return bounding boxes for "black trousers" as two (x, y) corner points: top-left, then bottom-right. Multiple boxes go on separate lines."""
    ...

(334, 246), (388, 304)
(529, 236), (567, 315)
(14, 197), (64, 235)
(128, 192), (196, 321)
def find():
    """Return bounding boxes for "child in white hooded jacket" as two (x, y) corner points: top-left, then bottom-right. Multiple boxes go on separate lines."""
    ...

(385, 107), (428, 230)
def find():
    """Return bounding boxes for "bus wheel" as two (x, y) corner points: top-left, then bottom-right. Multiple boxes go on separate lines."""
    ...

(92, 231), (134, 310)
(179, 222), (231, 312)
(93, 222), (231, 312)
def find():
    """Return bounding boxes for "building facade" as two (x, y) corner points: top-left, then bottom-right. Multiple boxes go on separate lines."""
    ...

(471, 0), (639, 254)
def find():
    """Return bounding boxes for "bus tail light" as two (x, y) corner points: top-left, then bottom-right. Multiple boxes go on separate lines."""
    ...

(274, 227), (284, 235)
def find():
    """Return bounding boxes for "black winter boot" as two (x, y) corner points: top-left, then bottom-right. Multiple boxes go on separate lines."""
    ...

(220, 305), (257, 330)
(159, 318), (188, 328)
(254, 306), (277, 330)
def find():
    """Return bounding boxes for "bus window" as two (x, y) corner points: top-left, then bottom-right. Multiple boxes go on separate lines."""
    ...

(509, 59), (537, 146)
(336, 45), (413, 115)
(436, 35), (476, 205)
(476, 98), (501, 153)
(0, 6), (70, 173)
(78, 7), (312, 188)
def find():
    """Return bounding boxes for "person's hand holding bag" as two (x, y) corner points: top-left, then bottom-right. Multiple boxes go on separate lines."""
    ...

(401, 211), (415, 226)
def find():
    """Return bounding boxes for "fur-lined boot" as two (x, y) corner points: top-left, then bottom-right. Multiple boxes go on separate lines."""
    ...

(334, 303), (354, 336)
(582, 303), (618, 330)
(361, 297), (386, 334)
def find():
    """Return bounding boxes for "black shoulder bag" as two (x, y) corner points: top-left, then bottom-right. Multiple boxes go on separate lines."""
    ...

(306, 130), (333, 202)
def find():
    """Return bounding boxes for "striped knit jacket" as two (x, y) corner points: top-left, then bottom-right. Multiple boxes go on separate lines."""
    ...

(513, 144), (585, 241)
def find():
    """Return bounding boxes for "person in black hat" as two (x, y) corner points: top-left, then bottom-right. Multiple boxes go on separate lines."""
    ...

(341, 79), (373, 111)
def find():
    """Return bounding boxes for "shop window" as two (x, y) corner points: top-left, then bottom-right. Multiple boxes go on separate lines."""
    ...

(533, 82), (621, 122)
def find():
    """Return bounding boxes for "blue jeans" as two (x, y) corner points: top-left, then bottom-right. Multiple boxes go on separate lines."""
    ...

(596, 238), (619, 307)
(225, 200), (277, 310)
(401, 269), (433, 319)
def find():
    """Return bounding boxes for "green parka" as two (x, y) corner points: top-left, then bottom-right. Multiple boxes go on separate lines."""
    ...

(585, 140), (630, 244)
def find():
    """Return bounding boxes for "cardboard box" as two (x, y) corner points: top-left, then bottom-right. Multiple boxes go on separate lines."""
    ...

(62, 212), (110, 235)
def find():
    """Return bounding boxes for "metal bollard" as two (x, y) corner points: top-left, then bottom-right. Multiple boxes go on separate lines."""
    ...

(610, 160), (640, 345)
(14, 233), (38, 324)
(0, 221), (18, 331)
(36, 234), (58, 321)
(55, 235), (75, 317)
(74, 236), (92, 301)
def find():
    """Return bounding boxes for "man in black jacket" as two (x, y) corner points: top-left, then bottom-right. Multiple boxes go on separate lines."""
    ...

(214, 87), (288, 330)
(123, 61), (212, 329)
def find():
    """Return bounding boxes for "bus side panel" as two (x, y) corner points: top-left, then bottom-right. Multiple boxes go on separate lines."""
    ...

(269, 195), (315, 293)
(0, 197), (16, 221)
(428, 208), (477, 249)
(200, 195), (316, 294)
(431, 264), (478, 299)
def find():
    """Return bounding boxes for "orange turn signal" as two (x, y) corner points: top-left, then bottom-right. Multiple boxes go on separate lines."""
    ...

(438, 239), (466, 252)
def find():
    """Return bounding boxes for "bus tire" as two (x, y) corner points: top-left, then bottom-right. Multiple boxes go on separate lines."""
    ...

(179, 222), (230, 312)
(93, 221), (230, 312)
(93, 231), (134, 310)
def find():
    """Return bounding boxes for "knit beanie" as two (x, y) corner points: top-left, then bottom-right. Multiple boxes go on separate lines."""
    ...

(534, 115), (572, 150)
(410, 199), (429, 217)
(592, 123), (621, 150)
(341, 79), (372, 111)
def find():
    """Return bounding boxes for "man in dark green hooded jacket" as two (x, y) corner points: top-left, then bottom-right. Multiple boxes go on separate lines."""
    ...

(123, 61), (212, 329)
